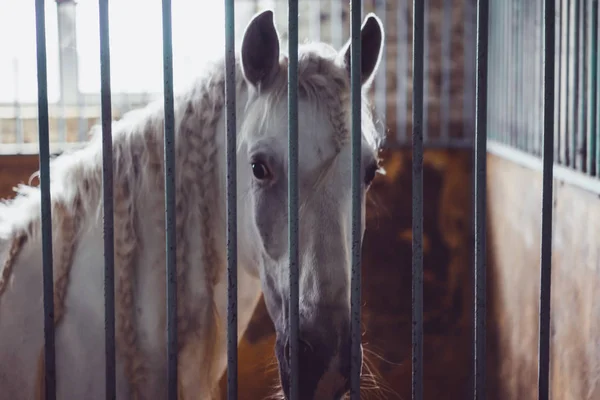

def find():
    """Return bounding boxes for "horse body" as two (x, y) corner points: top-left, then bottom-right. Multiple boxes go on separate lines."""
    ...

(0, 9), (385, 400)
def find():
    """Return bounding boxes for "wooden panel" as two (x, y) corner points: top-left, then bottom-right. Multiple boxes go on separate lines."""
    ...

(0, 155), (40, 199)
(487, 153), (600, 400)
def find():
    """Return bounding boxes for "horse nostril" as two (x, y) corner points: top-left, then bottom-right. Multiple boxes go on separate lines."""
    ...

(284, 338), (314, 366)
(299, 338), (313, 354)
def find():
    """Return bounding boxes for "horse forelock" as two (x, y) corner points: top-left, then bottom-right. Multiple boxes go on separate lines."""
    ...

(238, 41), (383, 156)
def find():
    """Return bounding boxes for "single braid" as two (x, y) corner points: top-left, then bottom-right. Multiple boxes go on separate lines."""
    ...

(52, 197), (82, 325)
(0, 233), (27, 299)
(113, 176), (145, 398)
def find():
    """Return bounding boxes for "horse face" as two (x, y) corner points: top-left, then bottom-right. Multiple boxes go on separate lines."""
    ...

(238, 10), (384, 400)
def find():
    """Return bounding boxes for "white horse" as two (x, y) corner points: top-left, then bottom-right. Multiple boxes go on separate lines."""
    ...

(0, 9), (384, 400)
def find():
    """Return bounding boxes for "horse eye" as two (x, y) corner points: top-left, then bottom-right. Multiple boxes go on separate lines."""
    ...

(251, 162), (270, 180)
(364, 163), (378, 185)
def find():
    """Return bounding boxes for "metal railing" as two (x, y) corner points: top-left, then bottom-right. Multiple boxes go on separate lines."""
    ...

(3, 0), (478, 154)
(488, 0), (598, 181)
(29, 1), (557, 400)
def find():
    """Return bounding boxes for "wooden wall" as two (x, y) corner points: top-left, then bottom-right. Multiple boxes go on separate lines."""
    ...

(0, 148), (477, 399)
(487, 154), (600, 400)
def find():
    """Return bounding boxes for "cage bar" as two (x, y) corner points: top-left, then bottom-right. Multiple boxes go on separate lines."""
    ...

(349, 0), (362, 399)
(412, 0), (424, 398)
(98, 0), (116, 398)
(537, 0), (556, 398)
(160, 0), (178, 397)
(587, 0), (598, 175)
(473, 0), (489, 398)
(375, 0), (386, 142)
(224, 0), (238, 398)
(288, 1), (300, 399)
(596, 0), (600, 175)
(396, 1), (407, 143)
(440, 0), (453, 141)
(576, 0), (586, 172)
(34, 0), (57, 398)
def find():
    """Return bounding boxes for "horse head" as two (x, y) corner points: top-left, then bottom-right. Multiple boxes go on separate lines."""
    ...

(235, 9), (385, 400)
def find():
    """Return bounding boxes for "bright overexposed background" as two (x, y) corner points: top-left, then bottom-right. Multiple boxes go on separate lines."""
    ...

(0, 0), (228, 103)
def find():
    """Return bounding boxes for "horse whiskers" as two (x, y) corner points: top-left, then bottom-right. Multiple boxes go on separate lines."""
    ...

(362, 345), (404, 367)
(359, 346), (403, 399)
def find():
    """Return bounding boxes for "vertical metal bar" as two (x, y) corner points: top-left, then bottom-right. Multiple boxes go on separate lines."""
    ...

(504, 0), (510, 145)
(423, 0), (429, 142)
(309, 0), (321, 41)
(559, 0), (568, 165)
(35, 0), (56, 398)
(78, 92), (87, 142)
(554, 0), (562, 162)
(13, 58), (24, 146)
(516, 1), (523, 150)
(331, 0), (343, 48)
(510, 0), (516, 147)
(576, 0), (586, 171)
(396, 1), (407, 143)
(568, 0), (577, 167)
(99, 0), (116, 398)
(161, 0), (178, 397)
(464, 0), (476, 142)
(224, 0), (238, 398)
(534, 0), (542, 156)
(349, 0), (362, 398)
(596, 0), (600, 175)
(587, 0), (597, 175)
(412, 0), (424, 398)
(538, 0), (556, 397)
(440, 0), (453, 141)
(474, 0), (488, 399)
(288, 1), (300, 399)
(375, 0), (386, 144)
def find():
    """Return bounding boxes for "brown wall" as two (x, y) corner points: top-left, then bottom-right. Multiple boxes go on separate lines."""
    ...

(487, 154), (600, 400)
(0, 148), (476, 399)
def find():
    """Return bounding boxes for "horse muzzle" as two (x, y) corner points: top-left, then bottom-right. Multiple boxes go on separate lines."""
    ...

(275, 330), (358, 400)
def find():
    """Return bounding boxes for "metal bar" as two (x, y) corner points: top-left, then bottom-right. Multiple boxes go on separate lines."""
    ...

(331, 0), (343, 48)
(554, 0), (562, 162)
(34, 0), (56, 398)
(535, 0), (543, 156)
(396, 0), (407, 143)
(587, 0), (598, 175)
(13, 58), (24, 146)
(596, 0), (600, 175)
(161, 0), (178, 397)
(423, 0), (429, 142)
(576, 0), (586, 171)
(288, 1), (300, 399)
(224, 0), (238, 398)
(98, 0), (116, 398)
(510, 0), (517, 147)
(440, 0), (452, 141)
(538, 0), (556, 397)
(474, 0), (488, 398)
(464, 0), (476, 142)
(309, 0), (321, 41)
(375, 0), (386, 142)
(568, 0), (576, 167)
(516, 0), (521, 148)
(559, 0), (569, 165)
(349, 1), (362, 398)
(412, 0), (424, 398)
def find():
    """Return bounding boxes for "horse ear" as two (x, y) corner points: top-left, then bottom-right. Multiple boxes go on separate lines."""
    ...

(240, 10), (281, 88)
(339, 13), (385, 88)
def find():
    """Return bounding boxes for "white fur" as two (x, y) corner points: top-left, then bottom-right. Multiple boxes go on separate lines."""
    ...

(0, 10), (385, 400)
